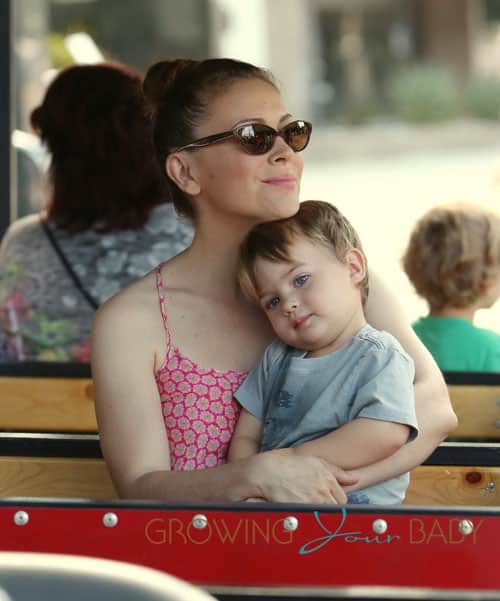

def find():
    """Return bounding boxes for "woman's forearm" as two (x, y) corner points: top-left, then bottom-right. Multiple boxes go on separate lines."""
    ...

(129, 462), (259, 503)
(351, 270), (458, 490)
(120, 451), (354, 505)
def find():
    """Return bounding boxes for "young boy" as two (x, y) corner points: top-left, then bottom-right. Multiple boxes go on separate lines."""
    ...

(228, 200), (418, 505)
(403, 202), (500, 373)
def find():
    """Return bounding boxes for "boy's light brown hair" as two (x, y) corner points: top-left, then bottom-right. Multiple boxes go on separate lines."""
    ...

(402, 203), (500, 311)
(238, 200), (369, 305)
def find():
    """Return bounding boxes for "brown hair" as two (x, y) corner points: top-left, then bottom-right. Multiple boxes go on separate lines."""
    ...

(402, 203), (500, 311)
(143, 58), (276, 220)
(238, 200), (369, 304)
(31, 63), (168, 233)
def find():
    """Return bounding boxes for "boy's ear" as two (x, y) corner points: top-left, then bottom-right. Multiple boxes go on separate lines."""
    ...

(345, 248), (367, 284)
(165, 153), (201, 196)
(479, 272), (500, 303)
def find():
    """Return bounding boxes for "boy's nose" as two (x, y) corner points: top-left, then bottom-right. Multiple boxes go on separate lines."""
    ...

(283, 298), (298, 315)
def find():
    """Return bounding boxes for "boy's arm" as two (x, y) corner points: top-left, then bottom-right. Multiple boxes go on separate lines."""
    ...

(287, 343), (417, 472)
(288, 418), (409, 470)
(227, 408), (264, 462)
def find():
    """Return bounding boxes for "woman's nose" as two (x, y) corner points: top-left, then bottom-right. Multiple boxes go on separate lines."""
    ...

(269, 135), (293, 162)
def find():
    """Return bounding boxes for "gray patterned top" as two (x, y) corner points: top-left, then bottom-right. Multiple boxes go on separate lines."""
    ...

(0, 203), (193, 362)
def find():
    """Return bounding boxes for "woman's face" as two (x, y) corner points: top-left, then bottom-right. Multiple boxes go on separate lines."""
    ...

(187, 78), (305, 225)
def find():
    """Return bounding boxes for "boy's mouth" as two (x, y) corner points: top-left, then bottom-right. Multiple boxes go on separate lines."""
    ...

(294, 314), (312, 329)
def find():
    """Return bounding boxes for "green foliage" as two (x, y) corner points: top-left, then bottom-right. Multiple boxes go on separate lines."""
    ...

(388, 65), (460, 123)
(343, 96), (378, 126)
(48, 33), (75, 69)
(465, 76), (500, 120)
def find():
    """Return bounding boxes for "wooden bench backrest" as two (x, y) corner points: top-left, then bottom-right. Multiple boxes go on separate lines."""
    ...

(443, 372), (500, 440)
(0, 363), (97, 433)
(0, 366), (498, 501)
(0, 365), (498, 437)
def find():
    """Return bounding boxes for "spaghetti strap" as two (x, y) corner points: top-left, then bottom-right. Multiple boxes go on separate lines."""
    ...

(155, 264), (172, 353)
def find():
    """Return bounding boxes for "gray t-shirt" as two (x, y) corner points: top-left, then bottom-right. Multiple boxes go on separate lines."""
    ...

(234, 324), (418, 505)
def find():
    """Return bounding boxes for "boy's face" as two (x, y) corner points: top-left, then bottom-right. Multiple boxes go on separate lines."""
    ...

(253, 236), (366, 356)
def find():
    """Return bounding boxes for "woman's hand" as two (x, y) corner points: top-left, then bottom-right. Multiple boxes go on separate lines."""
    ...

(248, 449), (358, 504)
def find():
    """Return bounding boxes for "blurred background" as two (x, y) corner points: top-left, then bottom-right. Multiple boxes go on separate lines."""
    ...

(4, 0), (500, 330)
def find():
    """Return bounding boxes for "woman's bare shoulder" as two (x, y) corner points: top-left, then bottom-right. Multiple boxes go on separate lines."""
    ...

(93, 269), (159, 332)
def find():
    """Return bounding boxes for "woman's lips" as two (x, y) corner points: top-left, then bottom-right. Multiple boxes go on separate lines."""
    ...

(263, 177), (297, 188)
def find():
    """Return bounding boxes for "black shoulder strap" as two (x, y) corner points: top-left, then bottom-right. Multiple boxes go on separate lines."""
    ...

(40, 218), (99, 310)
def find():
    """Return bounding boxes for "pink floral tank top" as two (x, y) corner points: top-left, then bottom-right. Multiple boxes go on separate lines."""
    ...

(154, 266), (245, 470)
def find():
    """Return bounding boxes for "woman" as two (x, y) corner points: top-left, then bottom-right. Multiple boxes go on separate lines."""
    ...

(0, 63), (192, 362)
(92, 58), (457, 503)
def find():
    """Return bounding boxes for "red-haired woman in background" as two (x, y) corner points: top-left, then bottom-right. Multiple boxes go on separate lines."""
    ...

(0, 63), (192, 362)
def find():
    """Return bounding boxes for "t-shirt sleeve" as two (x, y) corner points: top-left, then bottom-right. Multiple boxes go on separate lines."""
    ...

(234, 339), (284, 420)
(349, 347), (418, 442)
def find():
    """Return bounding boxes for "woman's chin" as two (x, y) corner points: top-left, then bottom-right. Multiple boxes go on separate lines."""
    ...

(266, 197), (300, 221)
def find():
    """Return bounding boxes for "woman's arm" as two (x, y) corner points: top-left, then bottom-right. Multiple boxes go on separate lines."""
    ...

(91, 289), (354, 504)
(345, 272), (457, 490)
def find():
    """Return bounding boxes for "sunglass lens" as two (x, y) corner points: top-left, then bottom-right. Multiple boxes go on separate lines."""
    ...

(284, 121), (311, 152)
(237, 124), (275, 154)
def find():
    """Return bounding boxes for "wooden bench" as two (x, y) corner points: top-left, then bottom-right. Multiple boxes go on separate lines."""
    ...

(0, 365), (498, 504)
(0, 432), (498, 505)
(1, 366), (498, 438)
(404, 443), (500, 506)
(0, 363), (109, 497)
(0, 433), (116, 499)
(404, 372), (500, 504)
(0, 362), (96, 433)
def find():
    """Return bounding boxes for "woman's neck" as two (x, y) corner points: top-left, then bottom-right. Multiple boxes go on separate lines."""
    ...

(429, 305), (477, 322)
(177, 215), (256, 300)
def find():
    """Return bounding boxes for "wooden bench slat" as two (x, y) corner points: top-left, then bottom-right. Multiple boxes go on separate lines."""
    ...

(448, 384), (500, 439)
(404, 465), (500, 506)
(0, 456), (116, 499)
(0, 377), (97, 432)
(0, 453), (498, 506)
(0, 369), (497, 438)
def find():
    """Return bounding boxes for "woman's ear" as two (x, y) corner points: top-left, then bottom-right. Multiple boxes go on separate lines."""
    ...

(345, 248), (367, 284)
(165, 153), (201, 196)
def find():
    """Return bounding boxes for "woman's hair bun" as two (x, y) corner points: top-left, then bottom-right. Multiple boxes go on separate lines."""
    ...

(143, 59), (197, 113)
(30, 105), (45, 135)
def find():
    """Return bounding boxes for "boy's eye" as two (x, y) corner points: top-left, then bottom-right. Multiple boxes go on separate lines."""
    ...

(294, 274), (310, 287)
(265, 296), (280, 310)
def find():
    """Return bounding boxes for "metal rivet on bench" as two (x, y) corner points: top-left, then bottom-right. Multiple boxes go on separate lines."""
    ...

(458, 519), (474, 535)
(102, 512), (118, 528)
(13, 511), (29, 526)
(485, 482), (496, 492)
(192, 514), (208, 530)
(283, 516), (299, 532)
(372, 519), (388, 534)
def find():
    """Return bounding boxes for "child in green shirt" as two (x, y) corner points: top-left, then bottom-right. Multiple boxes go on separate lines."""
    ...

(402, 203), (500, 372)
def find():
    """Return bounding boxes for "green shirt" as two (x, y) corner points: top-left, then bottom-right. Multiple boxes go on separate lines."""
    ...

(412, 316), (500, 372)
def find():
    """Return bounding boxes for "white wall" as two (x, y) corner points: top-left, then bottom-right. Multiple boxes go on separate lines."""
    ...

(209, 0), (269, 67)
